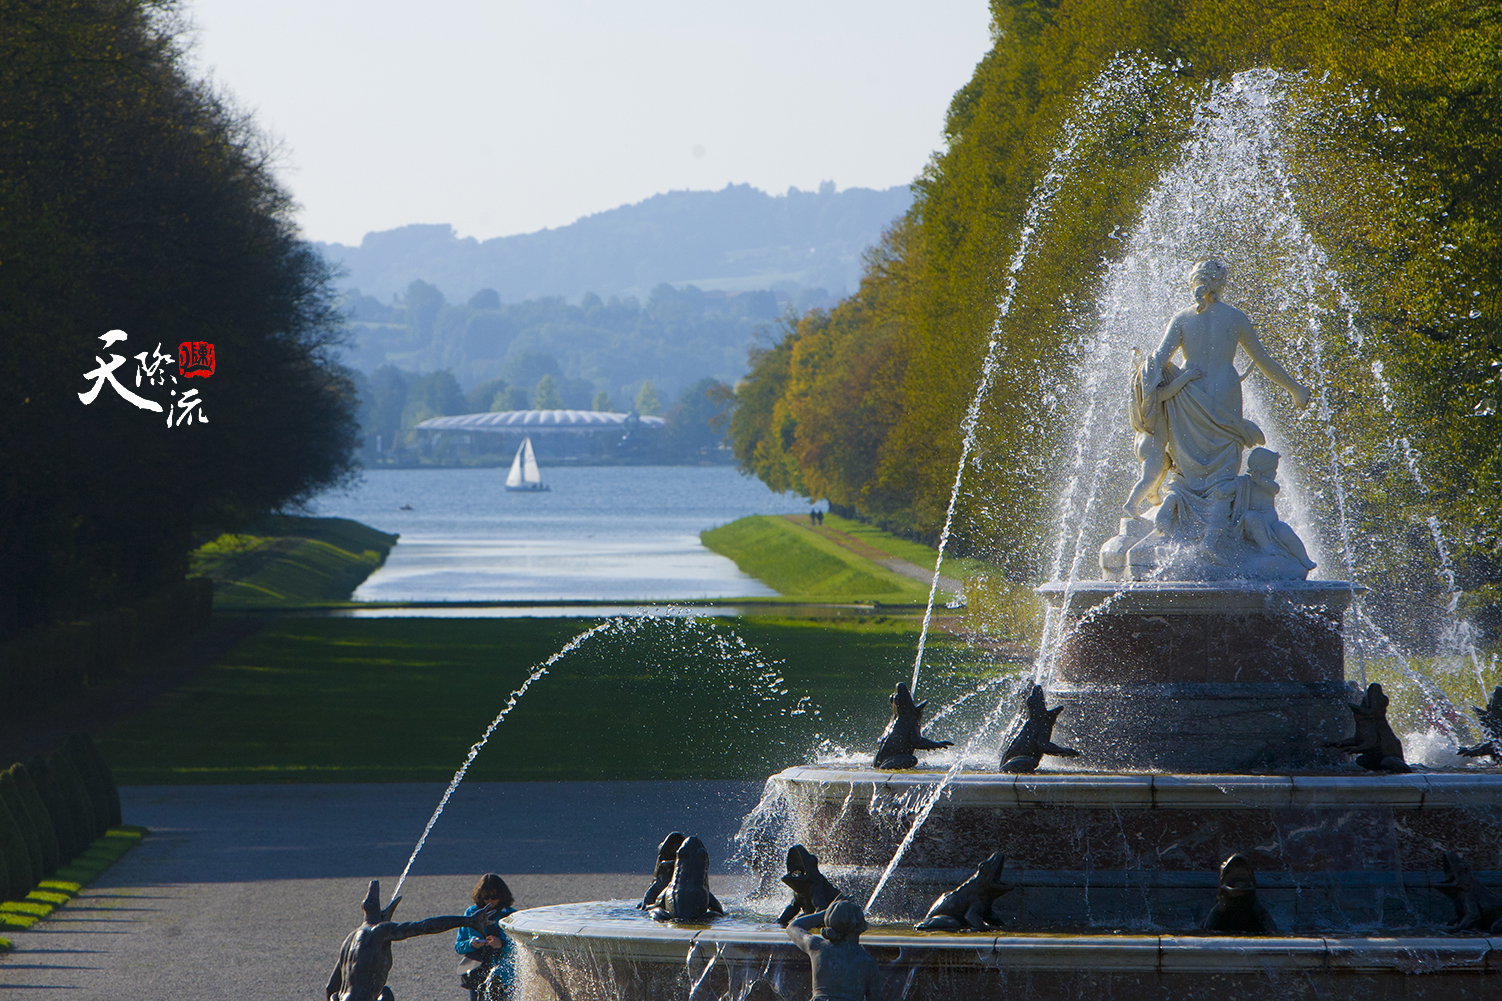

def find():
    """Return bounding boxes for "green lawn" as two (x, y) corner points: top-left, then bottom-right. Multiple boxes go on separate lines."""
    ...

(701, 516), (931, 602)
(99, 616), (1017, 783)
(190, 516), (398, 607)
(819, 513), (991, 580)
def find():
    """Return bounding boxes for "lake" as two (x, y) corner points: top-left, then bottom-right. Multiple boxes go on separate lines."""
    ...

(307, 465), (809, 602)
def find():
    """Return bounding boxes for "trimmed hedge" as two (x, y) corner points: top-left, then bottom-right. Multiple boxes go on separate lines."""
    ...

(0, 787), (33, 900)
(3, 737), (123, 901)
(0, 577), (213, 714)
(9, 766), (59, 876)
(0, 826), (145, 931)
(0, 773), (42, 886)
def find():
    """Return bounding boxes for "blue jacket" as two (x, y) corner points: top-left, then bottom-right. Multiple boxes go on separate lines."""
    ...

(456, 904), (517, 989)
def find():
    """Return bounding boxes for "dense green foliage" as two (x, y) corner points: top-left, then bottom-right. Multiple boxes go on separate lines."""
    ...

(729, 0), (1502, 640)
(97, 617), (1003, 782)
(0, 579), (213, 714)
(190, 516), (397, 607)
(0, 0), (360, 637)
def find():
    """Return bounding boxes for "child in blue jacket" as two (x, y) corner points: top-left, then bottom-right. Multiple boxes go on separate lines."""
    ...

(456, 873), (517, 1000)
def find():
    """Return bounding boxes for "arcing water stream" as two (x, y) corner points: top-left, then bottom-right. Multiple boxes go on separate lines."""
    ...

(392, 611), (818, 899)
(390, 617), (620, 899)
(908, 55), (1175, 696)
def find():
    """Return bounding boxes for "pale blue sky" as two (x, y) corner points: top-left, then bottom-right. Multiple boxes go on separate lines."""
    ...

(184, 1), (993, 244)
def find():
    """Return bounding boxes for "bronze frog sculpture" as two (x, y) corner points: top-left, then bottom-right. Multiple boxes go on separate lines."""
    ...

(874, 682), (952, 770)
(1458, 686), (1502, 762)
(1435, 850), (1502, 933)
(777, 843), (843, 927)
(1202, 854), (1275, 933)
(1325, 682), (1411, 773)
(636, 831), (685, 910)
(647, 834), (725, 921)
(915, 852), (1012, 931)
(1000, 685), (1079, 773)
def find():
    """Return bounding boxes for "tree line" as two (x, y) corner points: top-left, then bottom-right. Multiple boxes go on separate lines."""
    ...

(728, 0), (1502, 643)
(340, 279), (796, 416)
(358, 367), (733, 465)
(1, 0), (359, 638)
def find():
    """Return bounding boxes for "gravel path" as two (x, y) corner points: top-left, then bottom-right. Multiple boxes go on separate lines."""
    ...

(0, 780), (764, 999)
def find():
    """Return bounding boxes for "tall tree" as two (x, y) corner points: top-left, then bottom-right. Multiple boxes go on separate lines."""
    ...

(727, 0), (1502, 621)
(0, 0), (359, 636)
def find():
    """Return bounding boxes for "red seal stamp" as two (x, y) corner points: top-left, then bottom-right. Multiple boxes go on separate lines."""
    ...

(179, 341), (215, 378)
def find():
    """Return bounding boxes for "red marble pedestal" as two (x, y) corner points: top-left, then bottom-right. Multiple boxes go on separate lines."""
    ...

(1038, 581), (1360, 772)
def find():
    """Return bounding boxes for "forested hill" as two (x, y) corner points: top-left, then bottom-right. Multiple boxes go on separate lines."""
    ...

(315, 182), (912, 305)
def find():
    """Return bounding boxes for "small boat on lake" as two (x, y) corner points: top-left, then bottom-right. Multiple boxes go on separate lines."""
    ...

(504, 436), (548, 492)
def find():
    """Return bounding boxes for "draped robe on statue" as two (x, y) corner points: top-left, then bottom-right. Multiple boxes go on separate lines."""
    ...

(1154, 375), (1266, 541)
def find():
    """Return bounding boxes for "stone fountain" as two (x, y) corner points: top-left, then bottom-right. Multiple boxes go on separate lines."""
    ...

(498, 260), (1502, 1001)
(499, 73), (1502, 999)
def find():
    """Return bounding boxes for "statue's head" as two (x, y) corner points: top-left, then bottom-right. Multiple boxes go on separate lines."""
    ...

(786, 843), (819, 877)
(1246, 447), (1280, 475)
(656, 832), (686, 865)
(891, 682), (926, 717)
(360, 879), (401, 924)
(674, 834), (709, 878)
(822, 900), (868, 942)
(1218, 854), (1257, 895)
(977, 851), (1008, 887)
(1440, 850), (1473, 886)
(1188, 258), (1230, 312)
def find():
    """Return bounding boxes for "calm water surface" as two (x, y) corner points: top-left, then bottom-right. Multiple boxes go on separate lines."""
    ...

(308, 466), (808, 601)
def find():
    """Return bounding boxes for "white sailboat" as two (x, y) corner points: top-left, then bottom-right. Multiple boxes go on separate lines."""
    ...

(504, 436), (548, 492)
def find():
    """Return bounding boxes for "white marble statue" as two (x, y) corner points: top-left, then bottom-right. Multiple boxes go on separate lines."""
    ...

(1232, 447), (1317, 573)
(1102, 259), (1316, 580)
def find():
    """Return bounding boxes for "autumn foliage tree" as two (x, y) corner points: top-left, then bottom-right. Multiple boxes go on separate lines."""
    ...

(729, 0), (1502, 629)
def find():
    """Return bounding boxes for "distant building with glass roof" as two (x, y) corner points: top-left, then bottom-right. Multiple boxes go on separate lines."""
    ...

(413, 409), (666, 433)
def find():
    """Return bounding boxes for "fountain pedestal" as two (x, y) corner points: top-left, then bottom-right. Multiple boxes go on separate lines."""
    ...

(1039, 581), (1359, 772)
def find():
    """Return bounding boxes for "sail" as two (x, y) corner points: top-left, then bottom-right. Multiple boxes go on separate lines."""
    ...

(522, 436), (542, 484)
(506, 441), (525, 487)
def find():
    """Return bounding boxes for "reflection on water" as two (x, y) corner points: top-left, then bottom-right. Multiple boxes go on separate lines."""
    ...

(309, 465), (808, 601)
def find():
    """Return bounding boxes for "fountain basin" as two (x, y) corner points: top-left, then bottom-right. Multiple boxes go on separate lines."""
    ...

(760, 766), (1502, 929)
(505, 902), (1502, 1000)
(1038, 581), (1362, 770)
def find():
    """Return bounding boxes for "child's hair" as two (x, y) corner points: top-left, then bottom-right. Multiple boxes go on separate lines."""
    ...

(822, 901), (867, 942)
(471, 873), (514, 907)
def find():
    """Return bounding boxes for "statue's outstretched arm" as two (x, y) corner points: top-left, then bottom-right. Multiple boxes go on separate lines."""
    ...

(384, 913), (484, 942)
(784, 919), (820, 953)
(1239, 324), (1310, 407)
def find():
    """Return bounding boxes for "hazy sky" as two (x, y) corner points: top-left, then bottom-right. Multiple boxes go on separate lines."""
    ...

(184, 1), (993, 245)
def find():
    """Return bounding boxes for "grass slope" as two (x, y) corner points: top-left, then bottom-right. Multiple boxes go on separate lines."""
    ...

(98, 616), (1002, 783)
(191, 516), (398, 607)
(701, 516), (929, 601)
(819, 514), (989, 579)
